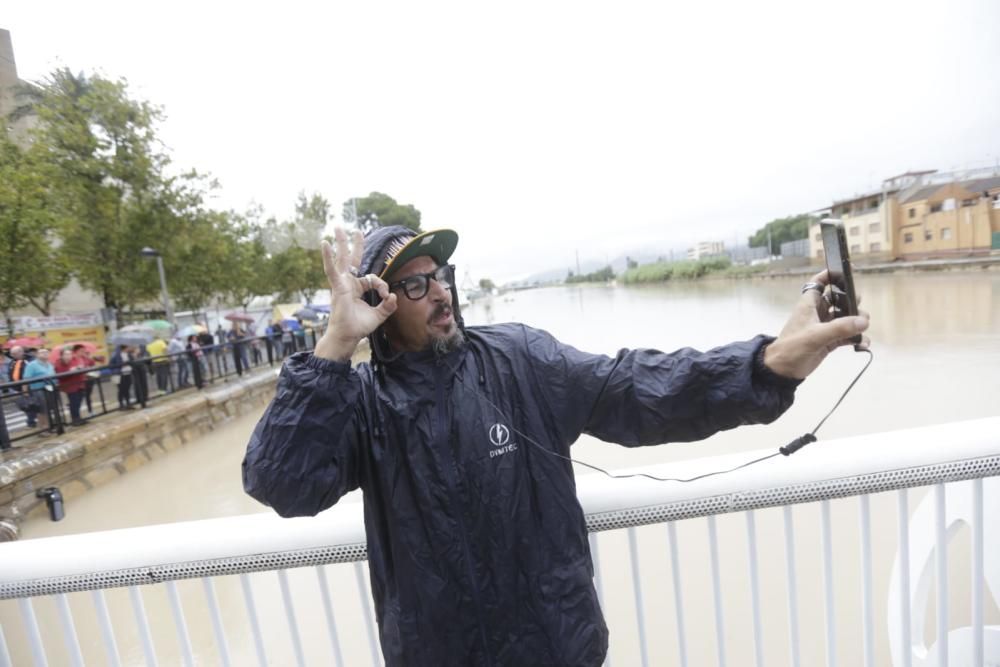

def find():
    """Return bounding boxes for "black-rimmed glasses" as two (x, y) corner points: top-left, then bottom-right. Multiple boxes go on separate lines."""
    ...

(388, 264), (455, 301)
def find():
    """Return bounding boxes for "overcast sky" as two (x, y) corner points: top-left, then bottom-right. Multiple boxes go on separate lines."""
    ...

(5, 0), (1000, 283)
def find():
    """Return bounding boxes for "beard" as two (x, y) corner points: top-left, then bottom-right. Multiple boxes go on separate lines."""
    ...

(431, 326), (465, 357)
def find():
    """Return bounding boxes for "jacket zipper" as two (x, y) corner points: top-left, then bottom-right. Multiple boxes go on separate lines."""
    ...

(435, 362), (494, 667)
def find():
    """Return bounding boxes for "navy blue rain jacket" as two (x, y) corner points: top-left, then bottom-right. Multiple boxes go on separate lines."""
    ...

(243, 324), (799, 666)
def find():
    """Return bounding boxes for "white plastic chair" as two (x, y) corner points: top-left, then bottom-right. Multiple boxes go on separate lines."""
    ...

(888, 477), (1000, 666)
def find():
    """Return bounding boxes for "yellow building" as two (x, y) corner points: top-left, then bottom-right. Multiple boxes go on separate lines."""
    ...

(807, 187), (896, 262)
(896, 176), (1000, 259)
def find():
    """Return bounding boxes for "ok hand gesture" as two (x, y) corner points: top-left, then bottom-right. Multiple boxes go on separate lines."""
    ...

(313, 227), (398, 361)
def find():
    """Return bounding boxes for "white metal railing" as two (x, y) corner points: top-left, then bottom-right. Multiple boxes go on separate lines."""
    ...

(1, 417), (999, 666)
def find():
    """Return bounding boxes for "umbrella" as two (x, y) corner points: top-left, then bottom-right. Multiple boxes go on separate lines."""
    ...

(282, 318), (302, 331)
(294, 307), (319, 321)
(225, 312), (255, 323)
(3, 336), (46, 350)
(177, 324), (207, 339)
(142, 319), (173, 331)
(52, 341), (100, 356)
(310, 304), (331, 314)
(110, 324), (155, 347)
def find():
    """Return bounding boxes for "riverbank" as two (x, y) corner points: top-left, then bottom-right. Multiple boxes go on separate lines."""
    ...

(615, 253), (1000, 285)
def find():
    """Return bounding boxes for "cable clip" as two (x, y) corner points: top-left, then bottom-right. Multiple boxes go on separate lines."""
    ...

(779, 433), (817, 456)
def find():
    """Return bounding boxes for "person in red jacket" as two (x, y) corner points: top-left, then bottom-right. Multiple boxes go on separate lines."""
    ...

(53, 347), (87, 426)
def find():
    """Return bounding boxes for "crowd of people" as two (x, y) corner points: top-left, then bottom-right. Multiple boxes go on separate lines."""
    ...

(1, 315), (321, 446)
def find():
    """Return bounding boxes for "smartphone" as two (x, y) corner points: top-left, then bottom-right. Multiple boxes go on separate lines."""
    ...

(819, 219), (862, 345)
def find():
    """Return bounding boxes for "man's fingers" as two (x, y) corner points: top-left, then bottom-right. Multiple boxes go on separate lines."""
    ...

(809, 314), (869, 349)
(350, 229), (364, 271)
(321, 241), (342, 289)
(375, 293), (398, 320)
(333, 227), (351, 275)
(808, 268), (830, 286)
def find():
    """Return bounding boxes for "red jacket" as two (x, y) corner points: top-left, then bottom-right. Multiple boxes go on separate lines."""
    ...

(54, 358), (86, 394)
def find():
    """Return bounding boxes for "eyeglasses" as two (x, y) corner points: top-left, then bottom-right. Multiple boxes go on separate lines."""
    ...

(389, 264), (455, 301)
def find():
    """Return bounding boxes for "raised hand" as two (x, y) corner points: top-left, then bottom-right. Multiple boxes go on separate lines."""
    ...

(313, 227), (398, 361)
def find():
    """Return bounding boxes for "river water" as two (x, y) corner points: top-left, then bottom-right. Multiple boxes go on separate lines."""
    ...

(3, 271), (999, 665)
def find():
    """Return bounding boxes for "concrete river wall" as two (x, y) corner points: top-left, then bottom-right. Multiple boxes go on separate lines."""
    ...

(0, 368), (279, 540)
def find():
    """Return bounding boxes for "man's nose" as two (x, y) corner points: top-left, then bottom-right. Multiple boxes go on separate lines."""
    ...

(428, 276), (451, 303)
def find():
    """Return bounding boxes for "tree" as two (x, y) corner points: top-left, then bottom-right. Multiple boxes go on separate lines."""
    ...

(22, 68), (171, 311)
(479, 278), (496, 291)
(263, 191), (331, 253)
(748, 214), (815, 252)
(347, 192), (422, 233)
(0, 122), (71, 328)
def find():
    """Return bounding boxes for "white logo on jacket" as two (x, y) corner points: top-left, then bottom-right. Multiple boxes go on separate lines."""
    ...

(488, 423), (517, 458)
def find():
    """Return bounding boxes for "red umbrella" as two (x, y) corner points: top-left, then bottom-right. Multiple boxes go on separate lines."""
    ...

(52, 341), (101, 356)
(3, 336), (47, 350)
(224, 312), (255, 323)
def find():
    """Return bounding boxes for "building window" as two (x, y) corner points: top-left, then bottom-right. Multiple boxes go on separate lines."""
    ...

(942, 198), (956, 211)
(850, 244), (861, 253)
(870, 242), (881, 252)
(941, 227), (952, 240)
(904, 232), (914, 243)
(930, 202), (943, 213)
(961, 198), (978, 207)
(993, 195), (1000, 209)
(868, 222), (880, 233)
(924, 229), (933, 241)
(849, 226), (860, 236)
(909, 208), (916, 218)
(869, 198), (879, 209)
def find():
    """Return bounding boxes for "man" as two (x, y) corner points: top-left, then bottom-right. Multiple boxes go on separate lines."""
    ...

(243, 226), (870, 666)
(6, 345), (33, 427)
(146, 334), (170, 394)
(167, 335), (188, 387)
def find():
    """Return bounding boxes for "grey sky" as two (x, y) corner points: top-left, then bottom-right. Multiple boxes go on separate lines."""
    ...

(5, 0), (1000, 283)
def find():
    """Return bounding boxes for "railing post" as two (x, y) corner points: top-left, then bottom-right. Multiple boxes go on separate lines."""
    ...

(265, 337), (274, 367)
(0, 398), (11, 450)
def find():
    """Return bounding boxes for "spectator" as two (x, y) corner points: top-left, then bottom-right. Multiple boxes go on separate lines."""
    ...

(146, 334), (170, 394)
(6, 346), (34, 426)
(186, 335), (205, 389)
(168, 335), (189, 387)
(23, 348), (56, 432)
(267, 320), (285, 359)
(110, 345), (135, 410)
(75, 345), (98, 415)
(54, 347), (87, 427)
(227, 322), (249, 374)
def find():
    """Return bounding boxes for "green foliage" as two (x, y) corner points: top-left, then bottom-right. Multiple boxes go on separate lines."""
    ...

(22, 68), (170, 311)
(0, 122), (71, 324)
(621, 256), (733, 284)
(565, 266), (615, 284)
(478, 278), (496, 291)
(748, 214), (815, 250)
(348, 192), (422, 233)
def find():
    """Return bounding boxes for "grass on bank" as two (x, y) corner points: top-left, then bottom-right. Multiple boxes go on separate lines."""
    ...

(621, 257), (767, 284)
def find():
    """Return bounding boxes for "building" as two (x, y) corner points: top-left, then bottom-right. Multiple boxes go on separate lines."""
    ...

(687, 240), (725, 261)
(0, 28), (35, 142)
(808, 168), (1000, 262)
(895, 175), (1000, 259)
(809, 183), (903, 261)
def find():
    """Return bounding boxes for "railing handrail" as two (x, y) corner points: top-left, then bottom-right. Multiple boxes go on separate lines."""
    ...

(1, 416), (998, 600)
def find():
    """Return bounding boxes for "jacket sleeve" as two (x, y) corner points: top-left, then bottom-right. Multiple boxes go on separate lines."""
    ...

(521, 325), (801, 448)
(242, 352), (367, 517)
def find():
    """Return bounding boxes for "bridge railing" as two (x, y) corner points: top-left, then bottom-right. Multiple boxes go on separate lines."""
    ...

(1, 417), (998, 667)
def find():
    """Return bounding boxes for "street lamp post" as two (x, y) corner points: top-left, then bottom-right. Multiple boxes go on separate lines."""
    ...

(141, 247), (174, 326)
